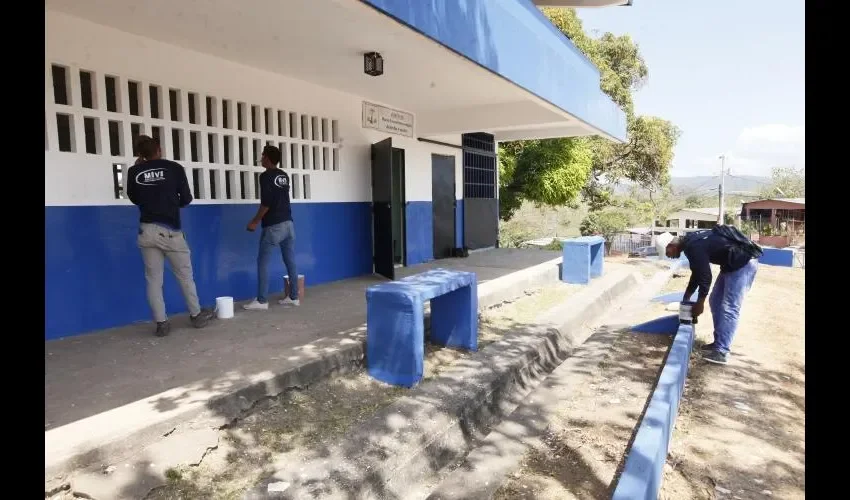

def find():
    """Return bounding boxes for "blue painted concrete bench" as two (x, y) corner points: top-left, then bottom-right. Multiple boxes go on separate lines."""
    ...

(365, 269), (478, 387)
(561, 235), (605, 284)
(759, 247), (795, 267)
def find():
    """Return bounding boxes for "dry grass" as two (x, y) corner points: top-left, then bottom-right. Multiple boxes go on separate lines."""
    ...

(146, 282), (586, 500)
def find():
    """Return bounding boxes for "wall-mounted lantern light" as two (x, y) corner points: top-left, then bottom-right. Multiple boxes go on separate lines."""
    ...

(364, 52), (384, 77)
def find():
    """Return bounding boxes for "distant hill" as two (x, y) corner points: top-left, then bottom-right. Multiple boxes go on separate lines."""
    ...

(612, 175), (770, 197)
(669, 175), (770, 196)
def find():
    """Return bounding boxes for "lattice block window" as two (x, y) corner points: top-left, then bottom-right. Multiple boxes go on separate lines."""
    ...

(79, 70), (97, 110)
(222, 99), (232, 129)
(108, 120), (124, 156)
(264, 108), (273, 135)
(46, 61), (344, 203)
(251, 105), (260, 133)
(223, 135), (234, 165)
(209, 170), (222, 200)
(128, 81), (142, 117)
(189, 132), (202, 162)
(52, 64), (72, 105)
(83, 117), (101, 154)
(169, 89), (183, 121)
(237, 102), (247, 131)
(130, 123), (145, 156)
(303, 174), (312, 200)
(206, 96), (218, 127)
(112, 163), (126, 199)
(224, 170), (237, 199)
(149, 85), (163, 119)
(188, 92), (200, 125)
(240, 171), (251, 199)
(291, 173), (301, 199)
(207, 133), (220, 163)
(105, 75), (121, 112)
(191, 168), (206, 199)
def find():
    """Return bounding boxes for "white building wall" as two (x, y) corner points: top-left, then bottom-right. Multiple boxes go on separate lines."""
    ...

(45, 10), (463, 207)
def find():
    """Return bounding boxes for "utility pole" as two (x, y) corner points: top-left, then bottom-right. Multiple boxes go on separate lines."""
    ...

(718, 155), (727, 224)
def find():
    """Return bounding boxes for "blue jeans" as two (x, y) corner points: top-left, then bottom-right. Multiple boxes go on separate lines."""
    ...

(257, 221), (298, 303)
(709, 258), (758, 353)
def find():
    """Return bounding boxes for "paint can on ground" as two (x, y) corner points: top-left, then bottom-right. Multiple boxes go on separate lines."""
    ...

(284, 274), (305, 299)
(679, 301), (694, 325)
(216, 296), (234, 319)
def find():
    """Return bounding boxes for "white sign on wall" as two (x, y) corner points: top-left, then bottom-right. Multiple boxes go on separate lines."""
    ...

(362, 101), (414, 138)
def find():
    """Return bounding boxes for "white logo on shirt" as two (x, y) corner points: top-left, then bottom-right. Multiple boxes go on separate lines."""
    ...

(136, 168), (167, 186)
(273, 174), (289, 189)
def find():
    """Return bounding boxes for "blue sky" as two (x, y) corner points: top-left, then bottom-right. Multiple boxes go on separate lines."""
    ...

(577, 0), (804, 178)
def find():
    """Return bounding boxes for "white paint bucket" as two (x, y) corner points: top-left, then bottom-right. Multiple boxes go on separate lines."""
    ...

(215, 296), (234, 319)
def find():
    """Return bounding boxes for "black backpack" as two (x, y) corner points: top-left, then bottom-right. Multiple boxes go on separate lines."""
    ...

(712, 224), (764, 259)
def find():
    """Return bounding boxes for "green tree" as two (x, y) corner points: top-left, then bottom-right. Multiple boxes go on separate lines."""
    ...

(684, 194), (703, 208)
(499, 138), (593, 220)
(760, 166), (805, 198)
(579, 208), (631, 249)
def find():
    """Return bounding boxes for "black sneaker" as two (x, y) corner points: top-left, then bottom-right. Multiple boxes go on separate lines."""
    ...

(190, 309), (215, 329)
(155, 321), (171, 337)
(702, 350), (729, 365)
(700, 343), (732, 354)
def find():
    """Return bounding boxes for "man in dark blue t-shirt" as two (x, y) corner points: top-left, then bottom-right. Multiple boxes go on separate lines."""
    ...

(126, 136), (214, 336)
(244, 145), (299, 310)
(664, 228), (759, 365)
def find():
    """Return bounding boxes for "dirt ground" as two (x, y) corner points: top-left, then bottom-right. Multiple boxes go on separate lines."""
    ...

(493, 329), (672, 500)
(493, 262), (804, 500)
(145, 281), (586, 500)
(660, 264), (805, 500)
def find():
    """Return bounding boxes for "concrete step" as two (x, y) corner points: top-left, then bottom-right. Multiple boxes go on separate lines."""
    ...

(243, 268), (646, 499)
(45, 257), (563, 488)
(425, 280), (672, 500)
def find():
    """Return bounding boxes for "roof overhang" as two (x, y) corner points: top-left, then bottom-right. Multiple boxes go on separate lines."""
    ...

(360, 0), (628, 142)
(46, 0), (627, 143)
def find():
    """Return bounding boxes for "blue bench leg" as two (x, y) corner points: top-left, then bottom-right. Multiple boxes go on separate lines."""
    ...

(590, 242), (604, 278)
(562, 245), (591, 284)
(366, 295), (425, 388)
(430, 281), (478, 351)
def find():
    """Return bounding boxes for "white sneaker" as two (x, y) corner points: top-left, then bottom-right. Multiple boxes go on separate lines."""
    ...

(243, 299), (269, 310)
(278, 297), (300, 307)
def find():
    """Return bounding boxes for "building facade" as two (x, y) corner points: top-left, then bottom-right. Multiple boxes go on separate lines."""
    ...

(45, 0), (629, 340)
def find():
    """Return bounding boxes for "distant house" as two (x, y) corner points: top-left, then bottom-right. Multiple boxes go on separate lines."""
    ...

(660, 206), (746, 236)
(740, 198), (805, 248)
(740, 198), (805, 227)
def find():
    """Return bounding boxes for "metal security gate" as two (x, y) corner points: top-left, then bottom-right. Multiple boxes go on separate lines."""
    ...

(462, 133), (498, 250)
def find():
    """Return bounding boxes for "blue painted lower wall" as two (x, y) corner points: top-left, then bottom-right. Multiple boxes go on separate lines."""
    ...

(405, 201), (434, 266)
(45, 202), (373, 340)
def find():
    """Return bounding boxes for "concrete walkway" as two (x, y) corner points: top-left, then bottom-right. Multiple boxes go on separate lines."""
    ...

(45, 249), (559, 431)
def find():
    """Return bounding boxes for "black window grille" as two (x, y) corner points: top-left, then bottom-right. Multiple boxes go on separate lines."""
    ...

(462, 132), (496, 199)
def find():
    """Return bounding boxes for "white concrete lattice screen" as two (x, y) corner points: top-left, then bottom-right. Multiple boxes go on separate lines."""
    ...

(46, 61), (343, 203)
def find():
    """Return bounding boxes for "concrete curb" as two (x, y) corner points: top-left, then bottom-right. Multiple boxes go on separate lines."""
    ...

(425, 262), (682, 499)
(611, 321), (696, 500)
(244, 269), (642, 499)
(45, 257), (562, 483)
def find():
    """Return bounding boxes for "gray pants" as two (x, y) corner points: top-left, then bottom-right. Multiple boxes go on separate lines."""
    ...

(138, 223), (201, 322)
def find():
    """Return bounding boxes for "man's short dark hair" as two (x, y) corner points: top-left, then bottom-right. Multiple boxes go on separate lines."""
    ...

(263, 145), (281, 166)
(135, 135), (160, 159)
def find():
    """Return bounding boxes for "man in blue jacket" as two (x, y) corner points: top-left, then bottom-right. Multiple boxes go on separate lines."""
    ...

(663, 227), (760, 365)
(126, 136), (214, 337)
